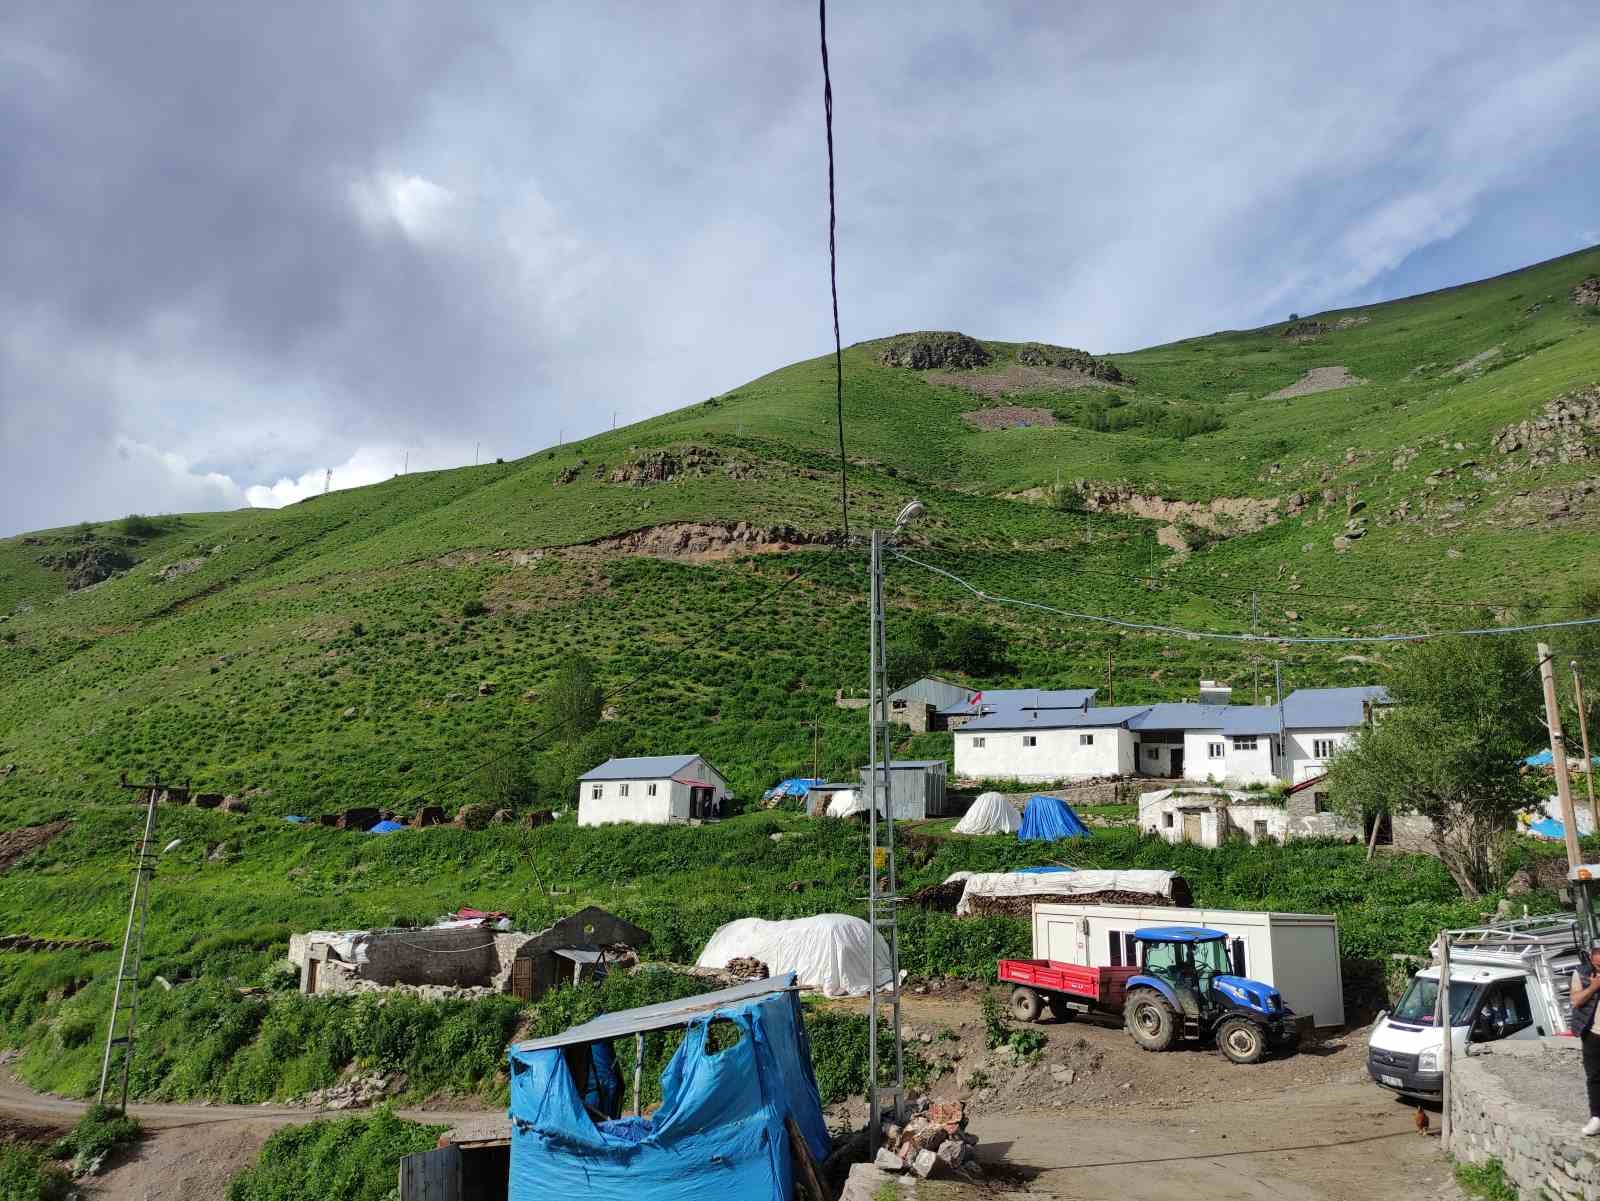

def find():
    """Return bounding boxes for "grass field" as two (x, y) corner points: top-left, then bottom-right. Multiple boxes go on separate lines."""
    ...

(1, 247), (1598, 1105)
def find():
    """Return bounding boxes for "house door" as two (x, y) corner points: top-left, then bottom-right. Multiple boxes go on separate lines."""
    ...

(690, 786), (715, 820)
(1169, 749), (1184, 779)
(1182, 811), (1202, 842)
(511, 958), (534, 1001)
(305, 960), (318, 995)
(1365, 813), (1393, 846)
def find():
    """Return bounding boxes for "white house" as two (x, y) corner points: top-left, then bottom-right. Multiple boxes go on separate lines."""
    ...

(1280, 687), (1391, 782)
(577, 754), (731, 827)
(1126, 703), (1282, 787)
(953, 706), (1145, 782)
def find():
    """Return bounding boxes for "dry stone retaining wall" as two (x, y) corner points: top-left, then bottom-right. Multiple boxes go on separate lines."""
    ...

(1450, 1041), (1600, 1201)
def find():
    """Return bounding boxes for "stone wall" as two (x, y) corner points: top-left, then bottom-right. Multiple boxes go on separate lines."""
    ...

(999, 778), (1145, 808)
(1391, 815), (1437, 854)
(1450, 1040), (1600, 1201)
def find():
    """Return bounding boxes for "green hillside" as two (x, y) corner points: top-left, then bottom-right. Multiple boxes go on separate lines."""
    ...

(3, 246), (1598, 822)
(1, 246), (1598, 1107)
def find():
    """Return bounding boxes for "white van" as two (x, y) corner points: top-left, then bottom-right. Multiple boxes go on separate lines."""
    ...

(1368, 918), (1580, 1100)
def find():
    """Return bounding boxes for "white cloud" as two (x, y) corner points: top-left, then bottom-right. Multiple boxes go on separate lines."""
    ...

(242, 443), (470, 507)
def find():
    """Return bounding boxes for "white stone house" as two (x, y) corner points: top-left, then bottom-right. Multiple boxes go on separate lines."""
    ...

(1280, 687), (1392, 783)
(577, 754), (731, 826)
(1139, 786), (1288, 847)
(1126, 703), (1282, 787)
(953, 706), (1146, 782)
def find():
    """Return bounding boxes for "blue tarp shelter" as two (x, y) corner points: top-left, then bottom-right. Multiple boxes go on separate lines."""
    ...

(1529, 817), (1566, 841)
(1017, 795), (1092, 841)
(1527, 749), (1600, 768)
(366, 820), (405, 834)
(507, 974), (829, 1201)
(1014, 865), (1073, 875)
(764, 777), (824, 801)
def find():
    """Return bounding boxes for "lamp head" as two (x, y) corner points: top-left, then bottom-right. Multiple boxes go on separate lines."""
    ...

(893, 499), (926, 532)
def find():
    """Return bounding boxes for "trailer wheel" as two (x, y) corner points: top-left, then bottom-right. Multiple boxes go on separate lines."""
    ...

(1125, 989), (1177, 1052)
(1045, 998), (1075, 1023)
(1217, 1017), (1267, 1065)
(1010, 986), (1043, 1023)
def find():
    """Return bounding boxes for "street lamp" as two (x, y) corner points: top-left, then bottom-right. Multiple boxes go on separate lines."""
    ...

(865, 498), (924, 1135)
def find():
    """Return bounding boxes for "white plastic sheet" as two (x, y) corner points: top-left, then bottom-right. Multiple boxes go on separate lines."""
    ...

(945, 869), (1179, 915)
(824, 790), (868, 818)
(953, 792), (1021, 835)
(695, 914), (893, 997)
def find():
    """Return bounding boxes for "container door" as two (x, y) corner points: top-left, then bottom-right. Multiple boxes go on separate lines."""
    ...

(399, 1145), (461, 1201)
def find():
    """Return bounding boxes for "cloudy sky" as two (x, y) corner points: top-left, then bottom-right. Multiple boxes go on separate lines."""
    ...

(3, 2), (1598, 535)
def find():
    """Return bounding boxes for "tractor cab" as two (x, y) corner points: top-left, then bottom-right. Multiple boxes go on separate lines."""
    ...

(1125, 926), (1301, 1064)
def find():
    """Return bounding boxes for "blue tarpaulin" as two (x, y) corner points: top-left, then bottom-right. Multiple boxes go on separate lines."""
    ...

(1014, 865), (1073, 874)
(1018, 795), (1093, 841)
(508, 976), (829, 1201)
(1529, 817), (1566, 840)
(764, 777), (824, 800)
(366, 820), (405, 834)
(284, 815), (307, 823)
(1527, 749), (1600, 767)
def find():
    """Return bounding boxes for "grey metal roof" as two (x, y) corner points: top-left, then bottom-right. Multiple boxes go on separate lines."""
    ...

(1220, 706), (1283, 736)
(961, 704), (1150, 732)
(1281, 686), (1390, 729)
(512, 973), (798, 1051)
(1126, 704), (1231, 731)
(579, 754), (700, 781)
(938, 687), (1096, 716)
(888, 677), (976, 710)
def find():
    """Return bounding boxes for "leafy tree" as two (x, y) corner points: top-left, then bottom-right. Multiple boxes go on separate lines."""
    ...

(1325, 637), (1544, 897)
(475, 755), (538, 812)
(884, 640), (933, 689)
(943, 620), (1007, 677)
(539, 654), (604, 741)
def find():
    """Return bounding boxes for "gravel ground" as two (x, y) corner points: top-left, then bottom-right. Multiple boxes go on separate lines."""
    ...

(1266, 365), (1368, 399)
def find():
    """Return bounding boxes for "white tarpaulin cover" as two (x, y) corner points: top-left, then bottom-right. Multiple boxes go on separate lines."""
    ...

(824, 790), (868, 818)
(946, 869), (1179, 916)
(696, 914), (893, 997)
(953, 792), (1021, 835)
(303, 930), (371, 964)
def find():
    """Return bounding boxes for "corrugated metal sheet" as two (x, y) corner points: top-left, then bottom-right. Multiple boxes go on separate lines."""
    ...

(938, 687), (1097, 716)
(1281, 687), (1390, 729)
(888, 676), (975, 710)
(514, 973), (798, 1052)
(580, 754), (700, 781)
(1219, 705), (1283, 735)
(961, 705), (1149, 732)
(398, 1146), (460, 1201)
(1126, 703), (1232, 730)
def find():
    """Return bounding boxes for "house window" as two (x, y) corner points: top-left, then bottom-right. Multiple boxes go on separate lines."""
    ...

(1233, 736), (1257, 751)
(1108, 930), (1123, 966)
(1146, 746), (1159, 760)
(1312, 792), (1330, 814)
(1162, 811), (1174, 828)
(619, 783), (629, 797)
(1208, 742), (1224, 759)
(590, 785), (602, 800)
(1313, 738), (1338, 758)
(972, 737), (986, 748)
(647, 783), (658, 797)
(1253, 820), (1269, 842)
(1079, 733), (1094, 746)
(1023, 735), (1037, 747)
(892, 699), (907, 711)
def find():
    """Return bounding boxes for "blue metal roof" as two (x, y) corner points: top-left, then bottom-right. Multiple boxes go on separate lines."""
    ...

(1126, 703), (1230, 731)
(1280, 686), (1390, 729)
(1220, 705), (1283, 736)
(580, 754), (702, 781)
(937, 687), (1097, 716)
(1134, 926), (1229, 943)
(960, 704), (1149, 732)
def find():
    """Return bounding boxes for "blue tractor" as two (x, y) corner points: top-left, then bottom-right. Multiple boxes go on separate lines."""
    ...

(1123, 927), (1301, 1064)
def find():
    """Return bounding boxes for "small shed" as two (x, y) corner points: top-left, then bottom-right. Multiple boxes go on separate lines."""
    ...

(509, 907), (652, 1001)
(856, 758), (951, 820)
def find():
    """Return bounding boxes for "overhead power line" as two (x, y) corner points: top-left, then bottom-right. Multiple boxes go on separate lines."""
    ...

(888, 547), (1600, 646)
(819, 0), (849, 545)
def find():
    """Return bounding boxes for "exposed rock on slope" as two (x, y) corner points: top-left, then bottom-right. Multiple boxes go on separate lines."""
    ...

(1492, 387), (1600, 464)
(37, 543), (135, 590)
(1573, 276), (1600, 306)
(879, 332), (992, 370)
(1014, 343), (1123, 382)
(1265, 366), (1367, 400)
(496, 521), (821, 567)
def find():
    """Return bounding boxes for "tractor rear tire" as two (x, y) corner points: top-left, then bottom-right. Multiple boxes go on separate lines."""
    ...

(1125, 989), (1177, 1052)
(1217, 1017), (1267, 1065)
(1010, 986), (1043, 1024)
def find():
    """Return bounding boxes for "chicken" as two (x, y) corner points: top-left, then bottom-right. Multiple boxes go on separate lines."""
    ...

(1414, 1107), (1430, 1135)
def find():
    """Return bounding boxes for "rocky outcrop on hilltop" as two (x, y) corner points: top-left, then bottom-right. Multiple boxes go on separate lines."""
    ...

(1014, 343), (1124, 382)
(1491, 387), (1600, 465)
(879, 332), (992, 370)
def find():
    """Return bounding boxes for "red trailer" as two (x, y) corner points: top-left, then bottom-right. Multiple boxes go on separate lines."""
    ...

(998, 958), (1139, 1022)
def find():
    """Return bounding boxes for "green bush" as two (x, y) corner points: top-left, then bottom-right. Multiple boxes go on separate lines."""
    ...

(117, 513), (163, 539)
(49, 1103), (140, 1173)
(226, 1110), (444, 1201)
(1454, 1157), (1516, 1201)
(0, 1144), (71, 1201)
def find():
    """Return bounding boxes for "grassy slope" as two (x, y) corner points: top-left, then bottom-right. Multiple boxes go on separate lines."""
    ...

(0, 248), (1597, 1102)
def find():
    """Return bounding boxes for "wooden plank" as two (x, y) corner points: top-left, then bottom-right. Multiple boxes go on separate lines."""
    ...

(398, 1146), (461, 1201)
(786, 1115), (832, 1201)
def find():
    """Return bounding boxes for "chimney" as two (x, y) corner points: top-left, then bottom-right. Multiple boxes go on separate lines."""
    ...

(1198, 679), (1232, 705)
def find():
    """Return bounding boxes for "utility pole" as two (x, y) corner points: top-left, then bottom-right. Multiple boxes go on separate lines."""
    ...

(1575, 662), (1598, 835)
(1274, 660), (1285, 782)
(1251, 592), (1260, 705)
(866, 506), (922, 1136)
(1104, 646), (1115, 705)
(322, 468), (331, 495)
(402, 451), (408, 476)
(1538, 643), (1582, 868)
(1437, 931), (1453, 1150)
(98, 777), (182, 1110)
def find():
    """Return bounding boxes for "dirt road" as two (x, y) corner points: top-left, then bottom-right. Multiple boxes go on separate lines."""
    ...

(0, 1068), (492, 1201)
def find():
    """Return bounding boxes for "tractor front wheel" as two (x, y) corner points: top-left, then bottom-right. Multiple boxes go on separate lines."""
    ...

(1010, 986), (1043, 1023)
(1125, 989), (1177, 1052)
(1217, 1017), (1267, 1065)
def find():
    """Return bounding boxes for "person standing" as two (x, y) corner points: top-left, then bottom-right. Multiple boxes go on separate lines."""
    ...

(1571, 939), (1600, 1135)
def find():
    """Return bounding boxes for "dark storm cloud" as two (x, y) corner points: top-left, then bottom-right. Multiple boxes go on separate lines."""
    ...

(2, 2), (1599, 533)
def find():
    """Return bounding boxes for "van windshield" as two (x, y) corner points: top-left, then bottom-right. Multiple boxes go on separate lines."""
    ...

(1392, 977), (1478, 1026)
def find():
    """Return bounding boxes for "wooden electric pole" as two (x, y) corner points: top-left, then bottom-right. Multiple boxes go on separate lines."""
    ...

(1538, 643), (1582, 868)
(1575, 662), (1598, 836)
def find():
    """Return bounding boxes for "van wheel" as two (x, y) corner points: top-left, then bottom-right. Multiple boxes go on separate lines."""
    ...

(1125, 989), (1177, 1052)
(1010, 986), (1043, 1023)
(1218, 1017), (1267, 1064)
